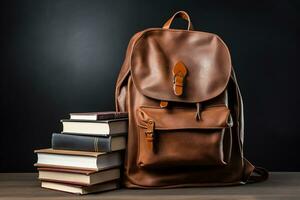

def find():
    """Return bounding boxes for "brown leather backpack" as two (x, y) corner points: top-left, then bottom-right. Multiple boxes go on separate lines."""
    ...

(115, 11), (268, 188)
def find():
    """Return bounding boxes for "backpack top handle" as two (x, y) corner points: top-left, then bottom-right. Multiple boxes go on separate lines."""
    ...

(162, 11), (194, 31)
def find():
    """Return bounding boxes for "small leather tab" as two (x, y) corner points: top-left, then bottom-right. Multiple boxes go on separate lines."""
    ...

(160, 101), (168, 108)
(172, 61), (187, 96)
(145, 119), (155, 151)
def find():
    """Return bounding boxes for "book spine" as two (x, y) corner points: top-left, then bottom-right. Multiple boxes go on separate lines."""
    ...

(52, 133), (111, 152)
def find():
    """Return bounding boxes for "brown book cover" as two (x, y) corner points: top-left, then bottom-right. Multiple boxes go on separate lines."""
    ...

(37, 167), (120, 186)
(37, 167), (97, 175)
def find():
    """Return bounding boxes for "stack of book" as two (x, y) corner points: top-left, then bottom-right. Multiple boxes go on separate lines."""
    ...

(34, 112), (128, 194)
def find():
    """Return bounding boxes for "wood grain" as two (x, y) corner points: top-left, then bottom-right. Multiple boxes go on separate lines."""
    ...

(0, 172), (299, 200)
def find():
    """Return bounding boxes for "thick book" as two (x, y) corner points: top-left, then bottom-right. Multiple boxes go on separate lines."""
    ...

(61, 119), (128, 136)
(70, 111), (128, 121)
(34, 148), (122, 171)
(52, 133), (126, 152)
(41, 180), (119, 195)
(38, 167), (120, 186)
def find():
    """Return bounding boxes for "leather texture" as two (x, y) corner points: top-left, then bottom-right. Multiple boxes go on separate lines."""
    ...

(131, 29), (231, 103)
(115, 11), (268, 188)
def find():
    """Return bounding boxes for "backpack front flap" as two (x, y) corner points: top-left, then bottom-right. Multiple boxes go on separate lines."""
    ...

(131, 29), (232, 104)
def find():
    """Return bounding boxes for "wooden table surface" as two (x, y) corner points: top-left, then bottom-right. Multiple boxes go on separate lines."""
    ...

(0, 172), (299, 200)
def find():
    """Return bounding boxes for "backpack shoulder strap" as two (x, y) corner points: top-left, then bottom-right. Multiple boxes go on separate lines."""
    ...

(231, 67), (269, 184)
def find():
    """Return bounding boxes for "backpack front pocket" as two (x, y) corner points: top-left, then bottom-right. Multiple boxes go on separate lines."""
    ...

(136, 105), (232, 169)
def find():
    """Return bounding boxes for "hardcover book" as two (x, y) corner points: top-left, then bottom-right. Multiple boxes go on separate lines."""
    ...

(35, 149), (122, 171)
(52, 133), (126, 152)
(41, 180), (119, 194)
(61, 119), (128, 136)
(70, 111), (128, 121)
(38, 167), (120, 186)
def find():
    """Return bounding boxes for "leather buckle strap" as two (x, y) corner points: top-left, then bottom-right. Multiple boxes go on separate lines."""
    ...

(172, 61), (187, 96)
(145, 119), (155, 151)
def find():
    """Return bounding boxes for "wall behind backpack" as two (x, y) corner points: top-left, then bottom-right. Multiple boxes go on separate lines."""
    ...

(1, 0), (299, 172)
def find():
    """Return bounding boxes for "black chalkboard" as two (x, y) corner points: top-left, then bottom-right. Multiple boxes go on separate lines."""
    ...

(1, 0), (299, 172)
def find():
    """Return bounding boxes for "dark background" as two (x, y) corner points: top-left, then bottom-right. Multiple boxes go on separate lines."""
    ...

(1, 0), (299, 172)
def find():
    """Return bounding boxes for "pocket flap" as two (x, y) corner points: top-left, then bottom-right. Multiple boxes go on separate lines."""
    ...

(137, 106), (231, 130)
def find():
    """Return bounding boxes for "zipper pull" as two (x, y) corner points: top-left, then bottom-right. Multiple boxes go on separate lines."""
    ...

(145, 119), (155, 152)
(195, 102), (202, 120)
(227, 114), (234, 127)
